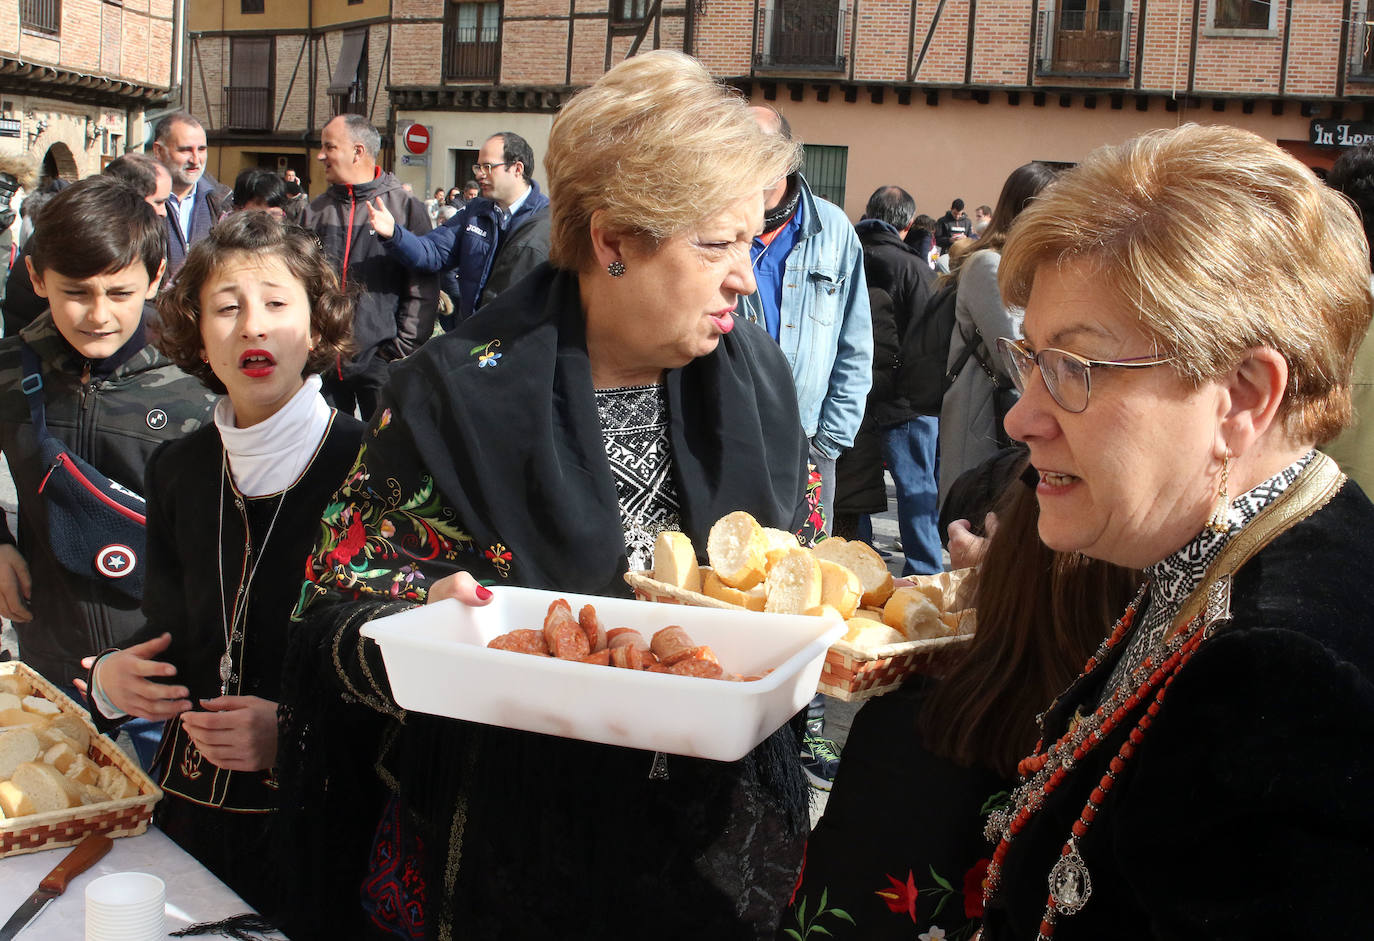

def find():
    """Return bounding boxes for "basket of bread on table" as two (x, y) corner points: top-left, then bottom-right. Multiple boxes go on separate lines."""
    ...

(0, 661), (160, 858)
(624, 511), (976, 702)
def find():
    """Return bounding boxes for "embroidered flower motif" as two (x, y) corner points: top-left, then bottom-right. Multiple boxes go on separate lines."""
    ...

(327, 514), (369, 567)
(373, 408), (392, 437)
(390, 564), (422, 598)
(918, 927), (947, 941)
(875, 870), (919, 922)
(379, 518), (396, 539)
(471, 339), (502, 368)
(485, 543), (513, 578)
(963, 858), (991, 918)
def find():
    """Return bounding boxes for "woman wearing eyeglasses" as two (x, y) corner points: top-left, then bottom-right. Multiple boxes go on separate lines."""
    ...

(937, 162), (1061, 511)
(978, 124), (1374, 938)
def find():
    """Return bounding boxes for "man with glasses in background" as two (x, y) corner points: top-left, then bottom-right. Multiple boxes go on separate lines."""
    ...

(366, 132), (550, 330)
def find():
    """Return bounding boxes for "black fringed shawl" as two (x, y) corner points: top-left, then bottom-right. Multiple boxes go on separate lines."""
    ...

(279, 264), (815, 940)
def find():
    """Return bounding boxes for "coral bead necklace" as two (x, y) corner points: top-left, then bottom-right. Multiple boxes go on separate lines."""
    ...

(982, 579), (1211, 938)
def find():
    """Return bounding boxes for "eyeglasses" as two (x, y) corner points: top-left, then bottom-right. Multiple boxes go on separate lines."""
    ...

(997, 336), (1173, 414)
(471, 161), (513, 176)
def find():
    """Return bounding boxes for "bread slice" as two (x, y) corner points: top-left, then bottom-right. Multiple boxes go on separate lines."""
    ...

(701, 569), (767, 611)
(48, 715), (91, 753)
(78, 783), (110, 806)
(64, 754), (102, 787)
(11, 761), (80, 813)
(882, 587), (950, 641)
(653, 530), (702, 593)
(842, 619), (906, 648)
(817, 559), (862, 618)
(760, 527), (800, 569)
(852, 606), (885, 622)
(98, 764), (138, 800)
(0, 692), (21, 712)
(0, 727), (41, 778)
(0, 780), (34, 817)
(43, 740), (78, 774)
(812, 538), (895, 606)
(706, 511), (768, 590)
(763, 547), (823, 614)
(0, 674), (31, 698)
(21, 695), (60, 717)
(0, 708), (46, 729)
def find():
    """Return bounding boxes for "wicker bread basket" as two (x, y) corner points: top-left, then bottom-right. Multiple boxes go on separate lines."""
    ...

(624, 568), (977, 702)
(0, 661), (161, 858)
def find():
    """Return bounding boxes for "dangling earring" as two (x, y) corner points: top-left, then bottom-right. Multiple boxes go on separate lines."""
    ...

(1206, 448), (1231, 534)
(607, 260), (626, 278)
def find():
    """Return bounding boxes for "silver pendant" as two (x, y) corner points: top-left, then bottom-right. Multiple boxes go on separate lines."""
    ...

(218, 650), (233, 696)
(1048, 846), (1093, 915)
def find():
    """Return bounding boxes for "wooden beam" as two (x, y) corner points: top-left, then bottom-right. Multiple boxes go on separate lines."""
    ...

(910, 0), (949, 82)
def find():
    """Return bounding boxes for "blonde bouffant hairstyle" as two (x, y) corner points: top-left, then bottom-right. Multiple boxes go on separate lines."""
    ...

(999, 123), (1374, 445)
(544, 50), (801, 272)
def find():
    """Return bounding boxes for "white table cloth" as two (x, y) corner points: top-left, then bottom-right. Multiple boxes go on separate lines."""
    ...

(0, 826), (285, 939)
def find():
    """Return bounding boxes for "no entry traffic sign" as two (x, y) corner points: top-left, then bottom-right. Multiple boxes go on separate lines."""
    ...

(404, 123), (431, 155)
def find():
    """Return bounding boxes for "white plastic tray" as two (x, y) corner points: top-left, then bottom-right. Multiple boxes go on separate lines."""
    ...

(360, 585), (845, 762)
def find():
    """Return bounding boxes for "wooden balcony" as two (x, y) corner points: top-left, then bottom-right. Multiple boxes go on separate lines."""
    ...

(222, 86), (272, 131)
(754, 2), (847, 73)
(444, 27), (500, 82)
(20, 0), (60, 35)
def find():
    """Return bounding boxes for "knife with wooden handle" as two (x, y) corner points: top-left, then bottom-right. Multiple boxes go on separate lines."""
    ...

(0, 833), (113, 940)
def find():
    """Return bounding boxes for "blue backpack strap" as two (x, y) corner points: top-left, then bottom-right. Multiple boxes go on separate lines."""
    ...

(17, 341), (51, 441)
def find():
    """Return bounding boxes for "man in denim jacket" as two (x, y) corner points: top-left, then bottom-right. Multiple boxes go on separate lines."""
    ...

(740, 107), (872, 535)
(742, 107), (871, 793)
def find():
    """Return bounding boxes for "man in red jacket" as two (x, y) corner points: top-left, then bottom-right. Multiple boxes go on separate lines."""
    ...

(304, 114), (438, 418)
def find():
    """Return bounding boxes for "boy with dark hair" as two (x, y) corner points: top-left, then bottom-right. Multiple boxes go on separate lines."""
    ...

(0, 175), (214, 763)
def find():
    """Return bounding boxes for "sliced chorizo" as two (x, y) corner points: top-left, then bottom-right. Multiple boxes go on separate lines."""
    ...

(667, 655), (725, 680)
(579, 605), (607, 652)
(487, 629), (550, 656)
(650, 626), (697, 665)
(544, 603), (591, 660)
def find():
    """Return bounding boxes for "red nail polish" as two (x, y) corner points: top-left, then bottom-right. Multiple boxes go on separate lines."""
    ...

(475, 585), (493, 601)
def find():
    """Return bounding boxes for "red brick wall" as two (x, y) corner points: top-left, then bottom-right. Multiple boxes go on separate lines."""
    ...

(853, 0), (910, 82)
(692, 0), (756, 76)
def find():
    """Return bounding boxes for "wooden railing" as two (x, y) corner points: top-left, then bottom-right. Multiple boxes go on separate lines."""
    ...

(444, 26), (500, 81)
(20, 0), (60, 35)
(222, 87), (272, 131)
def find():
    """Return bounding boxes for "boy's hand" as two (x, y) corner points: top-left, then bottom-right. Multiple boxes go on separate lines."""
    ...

(0, 544), (33, 622)
(91, 633), (190, 720)
(365, 197), (396, 239)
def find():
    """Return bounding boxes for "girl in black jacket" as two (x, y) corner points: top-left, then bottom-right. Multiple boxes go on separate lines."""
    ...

(84, 214), (375, 924)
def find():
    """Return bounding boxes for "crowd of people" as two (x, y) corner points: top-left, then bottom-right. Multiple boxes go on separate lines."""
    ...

(0, 48), (1370, 940)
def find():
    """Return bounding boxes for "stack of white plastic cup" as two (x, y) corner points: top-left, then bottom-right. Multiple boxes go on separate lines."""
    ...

(85, 872), (166, 941)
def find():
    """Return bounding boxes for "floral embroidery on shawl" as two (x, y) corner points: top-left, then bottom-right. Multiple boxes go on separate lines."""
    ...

(471, 339), (502, 368)
(304, 440), (481, 604)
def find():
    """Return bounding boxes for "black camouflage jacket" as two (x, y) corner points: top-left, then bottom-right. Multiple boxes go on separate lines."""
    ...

(0, 313), (215, 687)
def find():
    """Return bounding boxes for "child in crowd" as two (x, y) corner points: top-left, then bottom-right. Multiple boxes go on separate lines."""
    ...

(231, 168), (289, 218)
(0, 175), (214, 766)
(84, 212), (377, 930)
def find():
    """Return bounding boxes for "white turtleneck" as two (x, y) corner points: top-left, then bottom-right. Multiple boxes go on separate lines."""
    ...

(213, 374), (333, 496)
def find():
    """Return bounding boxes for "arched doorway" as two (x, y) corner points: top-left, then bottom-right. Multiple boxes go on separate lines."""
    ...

(40, 142), (79, 187)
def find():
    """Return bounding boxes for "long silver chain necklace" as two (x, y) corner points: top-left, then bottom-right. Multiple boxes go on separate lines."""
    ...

(215, 451), (288, 696)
